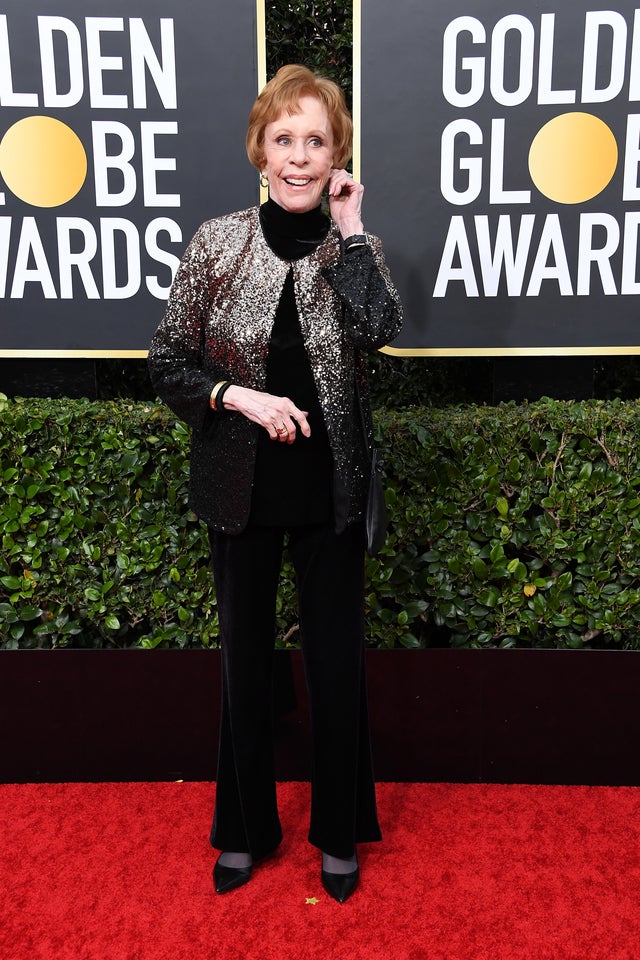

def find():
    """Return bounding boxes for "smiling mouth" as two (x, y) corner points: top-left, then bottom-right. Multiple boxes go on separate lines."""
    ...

(284, 177), (312, 186)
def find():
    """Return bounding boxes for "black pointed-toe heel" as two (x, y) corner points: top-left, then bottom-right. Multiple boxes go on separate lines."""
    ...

(321, 865), (360, 903)
(213, 857), (252, 894)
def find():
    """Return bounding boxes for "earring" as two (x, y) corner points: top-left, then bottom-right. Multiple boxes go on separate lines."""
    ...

(260, 173), (269, 189)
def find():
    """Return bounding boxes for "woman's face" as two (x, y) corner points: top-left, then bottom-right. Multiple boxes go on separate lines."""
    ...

(262, 96), (335, 214)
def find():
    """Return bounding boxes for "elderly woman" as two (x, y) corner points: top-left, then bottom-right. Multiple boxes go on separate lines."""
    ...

(148, 64), (402, 903)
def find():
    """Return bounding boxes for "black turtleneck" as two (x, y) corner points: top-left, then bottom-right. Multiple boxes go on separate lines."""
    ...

(249, 199), (334, 527)
(259, 196), (330, 260)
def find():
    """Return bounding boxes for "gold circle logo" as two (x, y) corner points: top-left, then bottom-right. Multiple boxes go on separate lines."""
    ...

(0, 116), (87, 208)
(528, 112), (618, 204)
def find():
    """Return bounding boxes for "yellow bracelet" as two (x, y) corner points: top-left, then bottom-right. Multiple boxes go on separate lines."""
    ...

(210, 380), (229, 411)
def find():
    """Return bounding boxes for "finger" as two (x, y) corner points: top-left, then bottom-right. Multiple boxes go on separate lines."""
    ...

(332, 179), (356, 199)
(259, 396), (311, 441)
(290, 409), (311, 438)
(277, 413), (309, 443)
(276, 398), (309, 435)
(339, 181), (363, 201)
(275, 420), (290, 443)
(269, 412), (302, 442)
(328, 168), (354, 196)
(327, 168), (343, 192)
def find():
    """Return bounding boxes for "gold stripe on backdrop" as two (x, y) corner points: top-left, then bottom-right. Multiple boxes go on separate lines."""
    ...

(256, 0), (268, 205)
(352, 0), (361, 183)
(256, 0), (266, 91)
(381, 345), (640, 357)
(3, 346), (640, 358)
(0, 350), (149, 358)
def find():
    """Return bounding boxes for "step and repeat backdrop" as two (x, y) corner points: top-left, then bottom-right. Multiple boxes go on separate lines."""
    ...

(359, 0), (640, 354)
(0, 0), (258, 354)
(2, 1), (639, 356)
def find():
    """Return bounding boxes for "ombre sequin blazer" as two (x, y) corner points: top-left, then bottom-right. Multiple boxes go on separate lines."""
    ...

(148, 206), (403, 534)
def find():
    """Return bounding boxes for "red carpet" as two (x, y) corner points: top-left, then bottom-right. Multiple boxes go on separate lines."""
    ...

(1, 781), (639, 960)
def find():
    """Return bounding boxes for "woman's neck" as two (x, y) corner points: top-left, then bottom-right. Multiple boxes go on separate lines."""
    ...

(259, 197), (330, 260)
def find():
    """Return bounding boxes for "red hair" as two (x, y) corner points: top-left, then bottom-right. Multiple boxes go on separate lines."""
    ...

(246, 64), (352, 170)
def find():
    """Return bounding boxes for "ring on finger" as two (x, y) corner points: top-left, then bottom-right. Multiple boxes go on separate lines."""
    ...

(276, 424), (287, 436)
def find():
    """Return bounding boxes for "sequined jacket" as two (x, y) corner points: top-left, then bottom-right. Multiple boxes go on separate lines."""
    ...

(148, 205), (403, 534)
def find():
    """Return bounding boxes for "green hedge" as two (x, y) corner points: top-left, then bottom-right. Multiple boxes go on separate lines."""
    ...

(2, 396), (640, 650)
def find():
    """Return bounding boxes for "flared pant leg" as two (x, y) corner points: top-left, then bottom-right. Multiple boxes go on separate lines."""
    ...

(208, 525), (285, 861)
(208, 520), (381, 862)
(289, 522), (382, 860)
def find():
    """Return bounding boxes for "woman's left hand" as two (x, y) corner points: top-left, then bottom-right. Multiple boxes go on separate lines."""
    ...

(327, 168), (365, 238)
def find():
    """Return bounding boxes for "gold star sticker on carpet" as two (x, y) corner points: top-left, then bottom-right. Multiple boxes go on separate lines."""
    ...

(305, 897), (320, 905)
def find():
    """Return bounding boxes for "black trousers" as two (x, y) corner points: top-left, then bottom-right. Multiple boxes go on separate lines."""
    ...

(208, 520), (382, 861)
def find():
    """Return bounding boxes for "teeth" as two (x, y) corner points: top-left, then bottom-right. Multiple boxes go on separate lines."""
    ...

(285, 178), (310, 185)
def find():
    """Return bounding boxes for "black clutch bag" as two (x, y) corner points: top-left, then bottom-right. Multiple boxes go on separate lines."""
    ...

(356, 379), (388, 557)
(365, 446), (388, 556)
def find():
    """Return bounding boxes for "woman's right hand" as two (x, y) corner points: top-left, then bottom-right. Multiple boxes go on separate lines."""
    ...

(221, 385), (310, 444)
